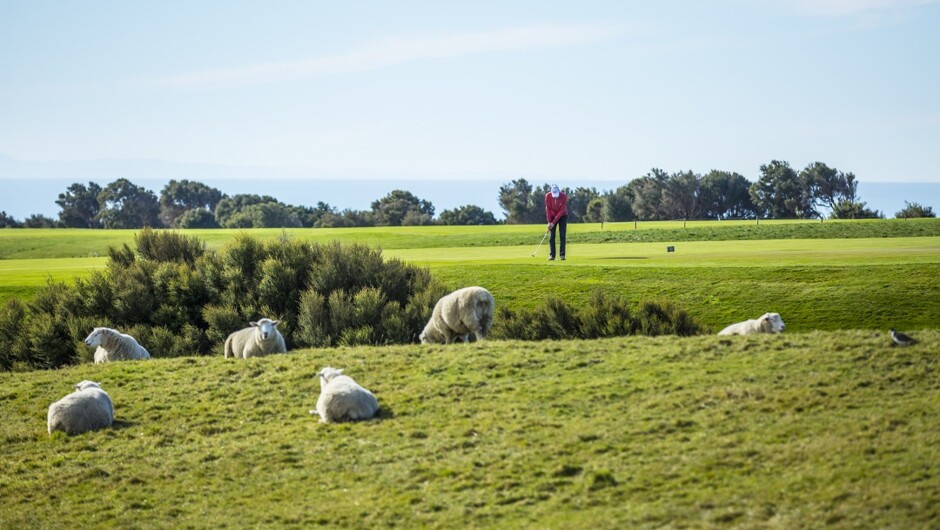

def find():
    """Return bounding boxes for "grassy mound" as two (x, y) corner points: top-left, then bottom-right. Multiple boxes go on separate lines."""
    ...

(2, 331), (937, 528)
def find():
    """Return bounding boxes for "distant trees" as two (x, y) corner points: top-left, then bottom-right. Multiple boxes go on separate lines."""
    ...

(701, 171), (755, 220)
(159, 179), (224, 227)
(498, 179), (540, 224)
(6, 160), (922, 229)
(370, 190), (434, 226)
(749, 160), (814, 219)
(895, 201), (935, 219)
(97, 179), (161, 229)
(439, 205), (498, 225)
(56, 182), (102, 228)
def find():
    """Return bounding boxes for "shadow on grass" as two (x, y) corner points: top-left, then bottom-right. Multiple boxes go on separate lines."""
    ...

(595, 256), (650, 260)
(111, 419), (137, 431)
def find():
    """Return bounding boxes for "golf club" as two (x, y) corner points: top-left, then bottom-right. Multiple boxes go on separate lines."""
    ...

(531, 230), (549, 257)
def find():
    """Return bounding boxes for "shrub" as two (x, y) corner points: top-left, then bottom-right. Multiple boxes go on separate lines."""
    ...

(895, 201), (935, 219)
(491, 290), (702, 341)
(2, 230), (446, 370)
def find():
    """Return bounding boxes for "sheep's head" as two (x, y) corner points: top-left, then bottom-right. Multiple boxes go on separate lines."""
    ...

(250, 318), (280, 341)
(317, 367), (344, 386)
(760, 313), (786, 333)
(419, 330), (429, 344)
(84, 327), (110, 347)
(75, 380), (102, 391)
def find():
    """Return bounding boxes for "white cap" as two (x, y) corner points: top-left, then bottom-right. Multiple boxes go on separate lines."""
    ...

(551, 184), (560, 198)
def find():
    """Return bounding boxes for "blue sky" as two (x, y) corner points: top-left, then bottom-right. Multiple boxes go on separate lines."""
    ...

(1, 0), (938, 186)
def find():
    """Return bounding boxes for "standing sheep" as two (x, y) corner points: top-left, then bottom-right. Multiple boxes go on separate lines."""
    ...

(310, 367), (379, 423)
(717, 312), (786, 336)
(224, 318), (287, 358)
(85, 327), (150, 363)
(420, 286), (495, 344)
(47, 381), (114, 435)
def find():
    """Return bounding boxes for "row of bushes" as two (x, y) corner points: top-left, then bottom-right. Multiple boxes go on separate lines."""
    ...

(0, 229), (449, 371)
(491, 291), (703, 340)
(0, 230), (705, 371)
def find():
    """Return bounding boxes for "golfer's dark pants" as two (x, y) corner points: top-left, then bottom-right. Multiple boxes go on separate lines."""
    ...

(549, 215), (567, 258)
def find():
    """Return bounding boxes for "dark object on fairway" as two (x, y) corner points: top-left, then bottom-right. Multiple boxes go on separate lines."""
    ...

(667, 246), (675, 252)
(889, 329), (918, 346)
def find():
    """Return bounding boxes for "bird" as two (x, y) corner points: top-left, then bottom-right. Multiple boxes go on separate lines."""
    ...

(889, 329), (918, 347)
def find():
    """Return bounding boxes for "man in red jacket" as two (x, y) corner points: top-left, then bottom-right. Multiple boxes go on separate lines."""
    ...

(544, 184), (568, 261)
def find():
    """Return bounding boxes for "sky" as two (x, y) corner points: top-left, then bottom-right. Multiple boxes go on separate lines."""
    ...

(1, 0), (939, 217)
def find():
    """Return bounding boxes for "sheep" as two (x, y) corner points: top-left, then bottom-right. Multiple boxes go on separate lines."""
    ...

(419, 286), (495, 344)
(310, 367), (379, 423)
(47, 381), (114, 435)
(85, 327), (150, 363)
(717, 312), (786, 336)
(224, 318), (287, 358)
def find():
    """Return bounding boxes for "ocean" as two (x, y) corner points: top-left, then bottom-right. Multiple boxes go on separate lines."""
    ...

(3, 178), (939, 222)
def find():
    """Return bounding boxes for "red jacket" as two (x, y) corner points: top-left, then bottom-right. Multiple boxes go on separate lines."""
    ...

(545, 192), (568, 225)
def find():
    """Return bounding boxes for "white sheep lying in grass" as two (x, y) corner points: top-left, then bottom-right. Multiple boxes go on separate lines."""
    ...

(420, 286), (495, 344)
(224, 318), (287, 358)
(310, 367), (379, 423)
(47, 381), (114, 435)
(718, 312), (786, 336)
(85, 327), (150, 363)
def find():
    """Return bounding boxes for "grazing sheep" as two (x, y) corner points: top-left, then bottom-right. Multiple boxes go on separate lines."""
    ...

(717, 312), (786, 336)
(224, 318), (287, 358)
(310, 367), (379, 423)
(47, 381), (114, 435)
(85, 327), (150, 363)
(420, 286), (495, 344)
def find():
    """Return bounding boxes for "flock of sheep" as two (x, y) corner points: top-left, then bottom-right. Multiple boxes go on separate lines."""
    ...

(47, 286), (785, 435)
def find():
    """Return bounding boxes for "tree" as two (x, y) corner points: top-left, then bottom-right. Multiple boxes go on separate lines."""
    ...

(749, 160), (815, 219)
(626, 169), (669, 220)
(159, 179), (224, 227)
(0, 211), (21, 228)
(799, 162), (858, 213)
(23, 214), (60, 228)
(700, 170), (755, 219)
(56, 182), (102, 228)
(603, 186), (635, 222)
(214, 194), (279, 227)
(895, 201), (935, 219)
(225, 203), (302, 228)
(439, 205), (498, 225)
(662, 170), (703, 220)
(830, 200), (882, 219)
(96, 179), (161, 229)
(583, 197), (606, 225)
(566, 187), (600, 223)
(174, 208), (220, 228)
(499, 179), (539, 224)
(370, 190), (434, 226)
(290, 202), (336, 228)
(315, 209), (374, 228)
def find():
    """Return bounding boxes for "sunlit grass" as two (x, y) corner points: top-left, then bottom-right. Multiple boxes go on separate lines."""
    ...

(1, 331), (937, 528)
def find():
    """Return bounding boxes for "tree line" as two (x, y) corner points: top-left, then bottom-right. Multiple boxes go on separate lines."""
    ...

(499, 160), (933, 224)
(0, 160), (935, 229)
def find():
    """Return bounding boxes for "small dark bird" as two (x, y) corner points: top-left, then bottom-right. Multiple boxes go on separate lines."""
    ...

(889, 329), (918, 346)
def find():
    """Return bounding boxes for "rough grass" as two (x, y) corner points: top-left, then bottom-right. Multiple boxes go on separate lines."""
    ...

(1, 218), (938, 259)
(1, 331), (937, 528)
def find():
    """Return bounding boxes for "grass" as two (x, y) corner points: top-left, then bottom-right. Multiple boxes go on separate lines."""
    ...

(0, 218), (938, 259)
(1, 331), (938, 528)
(1, 237), (936, 332)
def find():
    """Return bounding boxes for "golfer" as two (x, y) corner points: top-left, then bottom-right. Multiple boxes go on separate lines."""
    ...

(545, 184), (568, 260)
